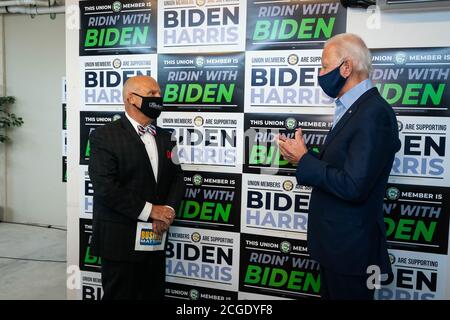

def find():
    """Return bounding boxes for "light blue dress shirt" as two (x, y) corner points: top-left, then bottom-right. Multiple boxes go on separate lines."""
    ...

(332, 79), (374, 128)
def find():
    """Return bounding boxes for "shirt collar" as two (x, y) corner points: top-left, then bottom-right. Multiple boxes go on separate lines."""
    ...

(336, 78), (373, 111)
(125, 112), (141, 135)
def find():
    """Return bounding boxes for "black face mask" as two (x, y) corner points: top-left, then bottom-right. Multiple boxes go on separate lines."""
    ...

(131, 92), (163, 119)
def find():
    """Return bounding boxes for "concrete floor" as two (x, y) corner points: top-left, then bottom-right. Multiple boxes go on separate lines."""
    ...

(0, 222), (66, 300)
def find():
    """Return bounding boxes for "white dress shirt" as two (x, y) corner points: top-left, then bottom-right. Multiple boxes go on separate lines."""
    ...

(125, 112), (159, 222)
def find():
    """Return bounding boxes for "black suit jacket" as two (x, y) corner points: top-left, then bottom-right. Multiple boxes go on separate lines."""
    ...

(88, 116), (185, 262)
(296, 87), (401, 276)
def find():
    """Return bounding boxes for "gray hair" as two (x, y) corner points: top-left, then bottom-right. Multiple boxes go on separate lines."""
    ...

(324, 33), (372, 75)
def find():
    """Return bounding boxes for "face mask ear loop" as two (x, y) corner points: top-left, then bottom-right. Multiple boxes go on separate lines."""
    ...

(130, 92), (143, 110)
(338, 59), (348, 79)
(131, 92), (145, 99)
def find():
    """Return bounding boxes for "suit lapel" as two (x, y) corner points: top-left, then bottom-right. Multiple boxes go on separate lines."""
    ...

(154, 127), (165, 185)
(319, 87), (377, 159)
(120, 117), (157, 185)
(320, 104), (357, 154)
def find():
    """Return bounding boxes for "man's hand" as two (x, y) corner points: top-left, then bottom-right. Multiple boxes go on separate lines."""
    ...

(277, 129), (308, 165)
(150, 205), (175, 225)
(153, 220), (169, 236)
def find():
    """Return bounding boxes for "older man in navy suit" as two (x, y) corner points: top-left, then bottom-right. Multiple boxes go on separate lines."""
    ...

(278, 33), (401, 300)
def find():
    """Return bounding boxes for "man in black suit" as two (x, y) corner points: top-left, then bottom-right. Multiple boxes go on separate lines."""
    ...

(88, 75), (185, 300)
(278, 34), (401, 299)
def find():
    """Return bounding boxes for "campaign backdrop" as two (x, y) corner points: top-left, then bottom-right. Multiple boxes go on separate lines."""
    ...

(69, 0), (450, 300)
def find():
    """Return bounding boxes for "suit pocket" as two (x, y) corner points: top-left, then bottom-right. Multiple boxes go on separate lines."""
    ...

(100, 220), (136, 255)
(319, 216), (366, 255)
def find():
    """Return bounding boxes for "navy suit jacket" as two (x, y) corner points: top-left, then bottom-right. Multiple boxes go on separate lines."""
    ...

(296, 87), (401, 276)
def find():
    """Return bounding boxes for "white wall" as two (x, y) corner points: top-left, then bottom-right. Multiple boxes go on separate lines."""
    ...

(3, 14), (66, 226)
(347, 7), (450, 48)
(65, 0), (80, 299)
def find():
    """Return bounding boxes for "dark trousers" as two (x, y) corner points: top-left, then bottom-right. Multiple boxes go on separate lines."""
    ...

(320, 267), (375, 300)
(101, 255), (165, 300)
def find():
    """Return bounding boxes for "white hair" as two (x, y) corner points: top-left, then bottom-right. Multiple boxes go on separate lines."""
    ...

(324, 33), (372, 75)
